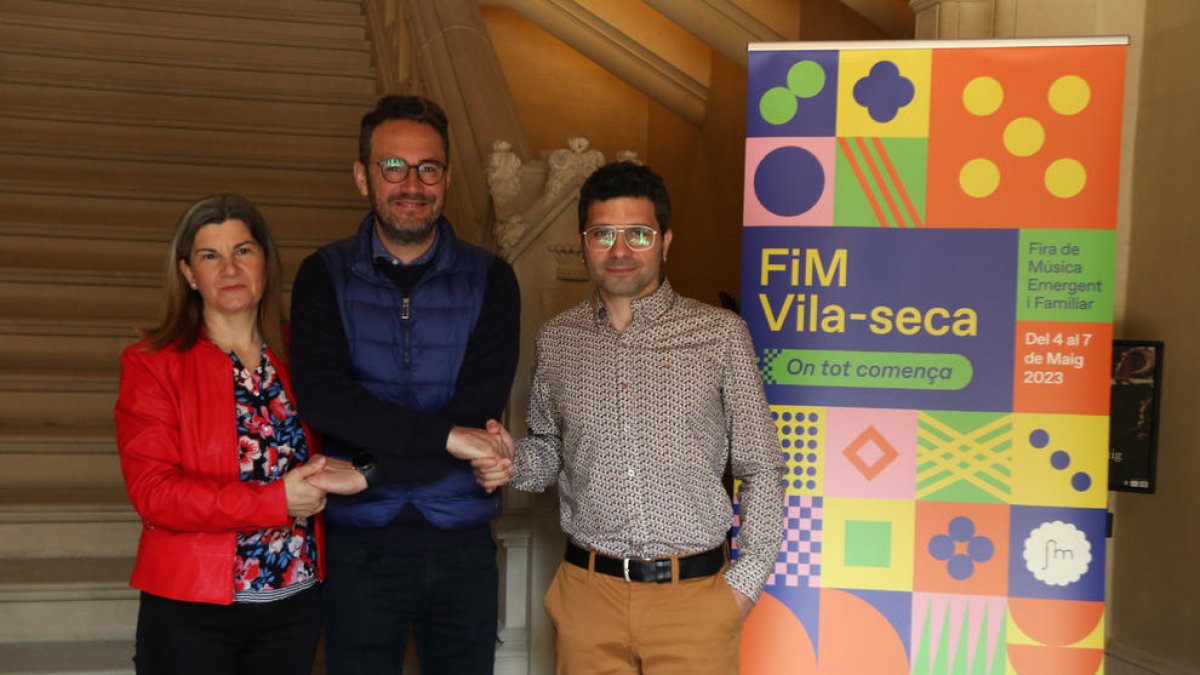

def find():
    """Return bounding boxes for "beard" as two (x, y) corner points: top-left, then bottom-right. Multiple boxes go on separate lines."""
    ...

(369, 184), (440, 245)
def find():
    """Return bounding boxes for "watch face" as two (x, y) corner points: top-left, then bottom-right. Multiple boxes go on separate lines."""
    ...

(352, 452), (375, 471)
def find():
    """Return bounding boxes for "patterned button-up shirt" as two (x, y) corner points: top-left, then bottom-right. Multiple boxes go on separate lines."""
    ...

(512, 280), (785, 599)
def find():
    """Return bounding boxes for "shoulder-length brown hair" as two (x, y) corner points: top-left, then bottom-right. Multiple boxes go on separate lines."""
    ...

(142, 194), (287, 360)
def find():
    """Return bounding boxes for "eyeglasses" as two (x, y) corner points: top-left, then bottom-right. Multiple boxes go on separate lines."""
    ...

(582, 225), (658, 252)
(375, 158), (447, 185)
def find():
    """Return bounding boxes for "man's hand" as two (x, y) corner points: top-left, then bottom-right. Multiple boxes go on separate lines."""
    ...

(446, 425), (509, 461)
(304, 455), (368, 495)
(732, 588), (754, 623)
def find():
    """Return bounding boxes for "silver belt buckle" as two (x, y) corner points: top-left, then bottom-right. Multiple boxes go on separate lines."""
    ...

(622, 558), (631, 582)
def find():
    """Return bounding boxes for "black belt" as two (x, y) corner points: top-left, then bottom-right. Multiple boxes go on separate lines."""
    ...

(564, 541), (725, 583)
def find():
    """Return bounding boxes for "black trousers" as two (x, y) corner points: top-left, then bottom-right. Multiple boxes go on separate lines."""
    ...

(322, 535), (499, 675)
(133, 586), (321, 675)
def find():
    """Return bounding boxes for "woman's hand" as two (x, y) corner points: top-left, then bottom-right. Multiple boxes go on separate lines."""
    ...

(305, 456), (369, 495)
(284, 455), (328, 517)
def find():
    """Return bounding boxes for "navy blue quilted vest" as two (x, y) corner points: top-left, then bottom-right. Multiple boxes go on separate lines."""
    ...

(318, 215), (500, 530)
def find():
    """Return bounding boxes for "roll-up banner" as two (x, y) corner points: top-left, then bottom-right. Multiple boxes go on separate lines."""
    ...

(735, 37), (1127, 674)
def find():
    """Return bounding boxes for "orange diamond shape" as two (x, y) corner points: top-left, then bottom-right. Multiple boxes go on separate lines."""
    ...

(842, 425), (899, 480)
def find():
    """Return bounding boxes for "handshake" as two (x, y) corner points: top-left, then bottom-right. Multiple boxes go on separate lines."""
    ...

(446, 420), (516, 493)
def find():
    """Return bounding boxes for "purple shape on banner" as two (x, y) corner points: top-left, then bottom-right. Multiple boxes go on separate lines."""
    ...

(1029, 429), (1050, 449)
(754, 146), (826, 217)
(852, 61), (915, 123)
(1051, 450), (1071, 470)
(1072, 472), (1092, 492)
(842, 589), (913, 658)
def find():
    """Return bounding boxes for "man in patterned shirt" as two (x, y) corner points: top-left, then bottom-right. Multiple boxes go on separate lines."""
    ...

(485, 161), (785, 673)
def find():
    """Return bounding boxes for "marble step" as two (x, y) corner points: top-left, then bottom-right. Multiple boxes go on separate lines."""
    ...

(1, 0), (365, 40)
(0, 488), (139, 558)
(0, 639), (134, 675)
(0, 557), (137, 645)
(0, 425), (122, 489)
(0, 192), (362, 243)
(0, 371), (119, 427)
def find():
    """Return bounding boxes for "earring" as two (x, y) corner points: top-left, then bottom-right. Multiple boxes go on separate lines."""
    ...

(189, 282), (198, 290)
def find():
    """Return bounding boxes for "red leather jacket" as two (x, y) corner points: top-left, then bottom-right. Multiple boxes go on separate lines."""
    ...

(114, 337), (324, 605)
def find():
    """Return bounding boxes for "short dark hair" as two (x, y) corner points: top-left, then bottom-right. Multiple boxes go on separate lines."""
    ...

(358, 95), (450, 165)
(143, 195), (286, 361)
(577, 161), (671, 233)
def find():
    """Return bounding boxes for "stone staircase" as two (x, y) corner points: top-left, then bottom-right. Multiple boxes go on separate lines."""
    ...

(0, 0), (376, 671)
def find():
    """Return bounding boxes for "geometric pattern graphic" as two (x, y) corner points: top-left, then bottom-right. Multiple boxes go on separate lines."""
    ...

(914, 502), (1009, 597)
(911, 594), (1006, 675)
(821, 497), (913, 592)
(1008, 505), (1106, 601)
(1007, 598), (1105, 674)
(825, 407), (916, 500)
(926, 46), (1125, 230)
(916, 411), (1012, 503)
(765, 495), (823, 588)
(771, 405), (824, 497)
(745, 137), (836, 226)
(742, 39), (1123, 674)
(1010, 413), (1108, 509)
(834, 137), (928, 228)
(836, 49), (932, 138)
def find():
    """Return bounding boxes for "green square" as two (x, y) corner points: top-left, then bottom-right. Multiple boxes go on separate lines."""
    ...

(844, 520), (892, 567)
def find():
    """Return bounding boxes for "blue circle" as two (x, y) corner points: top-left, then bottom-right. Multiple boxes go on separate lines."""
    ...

(782, 412), (793, 421)
(806, 440), (816, 449)
(948, 516), (975, 542)
(1051, 450), (1071, 470)
(782, 452), (791, 462)
(753, 146), (825, 217)
(793, 466), (805, 476)
(1029, 429), (1050, 449)
(947, 555), (974, 580)
(968, 537), (994, 563)
(782, 440), (791, 449)
(807, 453), (818, 463)
(1072, 472), (1092, 492)
(771, 411), (779, 420)
(808, 426), (819, 436)
(793, 479), (804, 488)
(781, 425), (792, 436)
(806, 480), (817, 489)
(808, 413), (819, 422)
(928, 534), (954, 560)
(806, 466), (816, 476)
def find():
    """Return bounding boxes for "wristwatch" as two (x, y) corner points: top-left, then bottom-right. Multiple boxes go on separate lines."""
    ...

(351, 452), (376, 486)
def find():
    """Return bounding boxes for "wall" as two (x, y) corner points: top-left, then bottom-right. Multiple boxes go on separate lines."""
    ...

(1110, 0), (1200, 670)
(482, 3), (890, 307)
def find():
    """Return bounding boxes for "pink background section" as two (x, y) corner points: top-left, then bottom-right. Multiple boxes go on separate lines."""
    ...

(823, 407), (917, 499)
(743, 136), (835, 226)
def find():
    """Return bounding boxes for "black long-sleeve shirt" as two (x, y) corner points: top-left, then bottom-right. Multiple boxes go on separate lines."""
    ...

(289, 249), (520, 488)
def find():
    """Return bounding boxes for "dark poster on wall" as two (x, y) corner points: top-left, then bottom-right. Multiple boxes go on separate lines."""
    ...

(1108, 340), (1163, 493)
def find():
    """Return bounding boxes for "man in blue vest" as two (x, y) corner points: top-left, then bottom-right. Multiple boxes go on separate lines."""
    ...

(290, 95), (520, 674)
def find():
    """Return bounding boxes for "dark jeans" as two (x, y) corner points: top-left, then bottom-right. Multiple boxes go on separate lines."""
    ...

(134, 586), (321, 675)
(322, 534), (499, 675)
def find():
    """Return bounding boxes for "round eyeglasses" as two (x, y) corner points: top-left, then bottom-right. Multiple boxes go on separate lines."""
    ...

(375, 158), (447, 185)
(582, 225), (658, 252)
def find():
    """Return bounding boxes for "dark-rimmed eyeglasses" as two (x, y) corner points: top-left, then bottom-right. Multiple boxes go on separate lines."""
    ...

(375, 158), (447, 185)
(582, 225), (658, 252)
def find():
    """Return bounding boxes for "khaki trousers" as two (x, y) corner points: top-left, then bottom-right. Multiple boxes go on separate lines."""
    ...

(544, 559), (742, 674)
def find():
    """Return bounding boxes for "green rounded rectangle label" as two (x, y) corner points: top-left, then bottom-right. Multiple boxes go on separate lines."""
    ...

(760, 349), (973, 390)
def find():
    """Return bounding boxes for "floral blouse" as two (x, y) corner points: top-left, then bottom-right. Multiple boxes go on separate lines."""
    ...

(229, 347), (319, 602)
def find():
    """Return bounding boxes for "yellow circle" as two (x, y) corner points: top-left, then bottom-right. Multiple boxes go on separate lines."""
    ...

(1049, 75), (1091, 115)
(962, 76), (1004, 116)
(959, 158), (1000, 198)
(1003, 117), (1045, 157)
(1045, 158), (1086, 198)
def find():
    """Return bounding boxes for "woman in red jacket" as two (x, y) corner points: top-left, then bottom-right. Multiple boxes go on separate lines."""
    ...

(115, 194), (364, 675)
